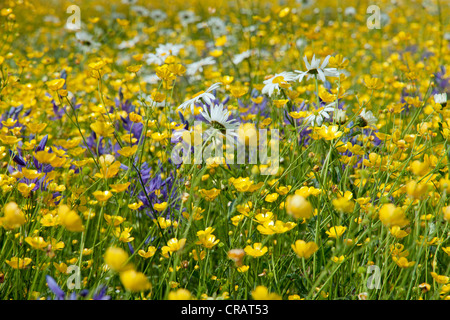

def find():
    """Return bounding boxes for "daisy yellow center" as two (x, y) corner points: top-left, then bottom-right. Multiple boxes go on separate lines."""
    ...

(272, 76), (286, 84)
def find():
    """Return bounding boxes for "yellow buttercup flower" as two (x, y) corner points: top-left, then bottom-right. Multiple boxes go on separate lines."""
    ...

(325, 226), (347, 238)
(21, 168), (44, 180)
(40, 214), (59, 227)
(104, 214), (125, 227)
(109, 183), (130, 193)
(161, 238), (186, 258)
(291, 240), (318, 259)
(237, 265), (249, 273)
(128, 201), (144, 210)
(332, 195), (355, 213)
(168, 288), (192, 300)
(0, 202), (26, 230)
(33, 150), (57, 164)
(363, 75), (384, 90)
(295, 186), (322, 198)
(379, 203), (409, 228)
(286, 195), (313, 219)
(88, 59), (107, 70)
(431, 272), (449, 284)
(199, 188), (221, 201)
(393, 256), (415, 268)
(26, 123), (47, 134)
(53, 262), (68, 274)
(389, 226), (409, 239)
(104, 247), (129, 272)
(114, 227), (134, 243)
(265, 193), (279, 202)
(251, 286), (281, 300)
(90, 121), (115, 138)
(117, 145), (139, 157)
(127, 64), (142, 73)
(195, 227), (220, 248)
(25, 236), (48, 250)
(313, 125), (343, 140)
(120, 269), (151, 292)
(94, 155), (121, 179)
(138, 246), (157, 259)
(0, 134), (22, 145)
(254, 211), (274, 224)
(93, 190), (113, 202)
(18, 183), (35, 197)
(46, 78), (65, 91)
(192, 249), (206, 261)
(196, 233), (220, 249)
(152, 216), (171, 229)
(58, 205), (84, 232)
(257, 220), (297, 235)
(6, 257), (32, 269)
(244, 243), (268, 258)
(2, 118), (17, 127)
(288, 294), (305, 300)
(153, 202), (168, 212)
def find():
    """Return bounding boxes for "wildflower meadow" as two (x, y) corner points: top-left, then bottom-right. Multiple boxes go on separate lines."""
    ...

(0, 0), (449, 302)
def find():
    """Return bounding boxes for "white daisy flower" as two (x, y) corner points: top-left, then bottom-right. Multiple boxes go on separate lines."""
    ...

(44, 15), (60, 24)
(207, 17), (227, 36)
(261, 72), (297, 97)
(344, 7), (356, 16)
(186, 57), (216, 76)
(145, 53), (165, 66)
(178, 10), (199, 27)
(296, 38), (306, 48)
(75, 31), (101, 53)
(202, 104), (240, 131)
(434, 93), (448, 107)
(145, 43), (184, 66)
(334, 109), (347, 124)
(295, 55), (340, 83)
(304, 102), (336, 127)
(357, 108), (377, 128)
(232, 50), (253, 65)
(177, 82), (221, 113)
(117, 34), (144, 49)
(201, 103), (240, 143)
(149, 9), (167, 22)
(156, 43), (184, 57)
(141, 74), (159, 84)
(130, 6), (150, 17)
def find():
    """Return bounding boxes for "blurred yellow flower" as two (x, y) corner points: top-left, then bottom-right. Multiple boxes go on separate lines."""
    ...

(251, 286), (281, 300)
(120, 269), (151, 292)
